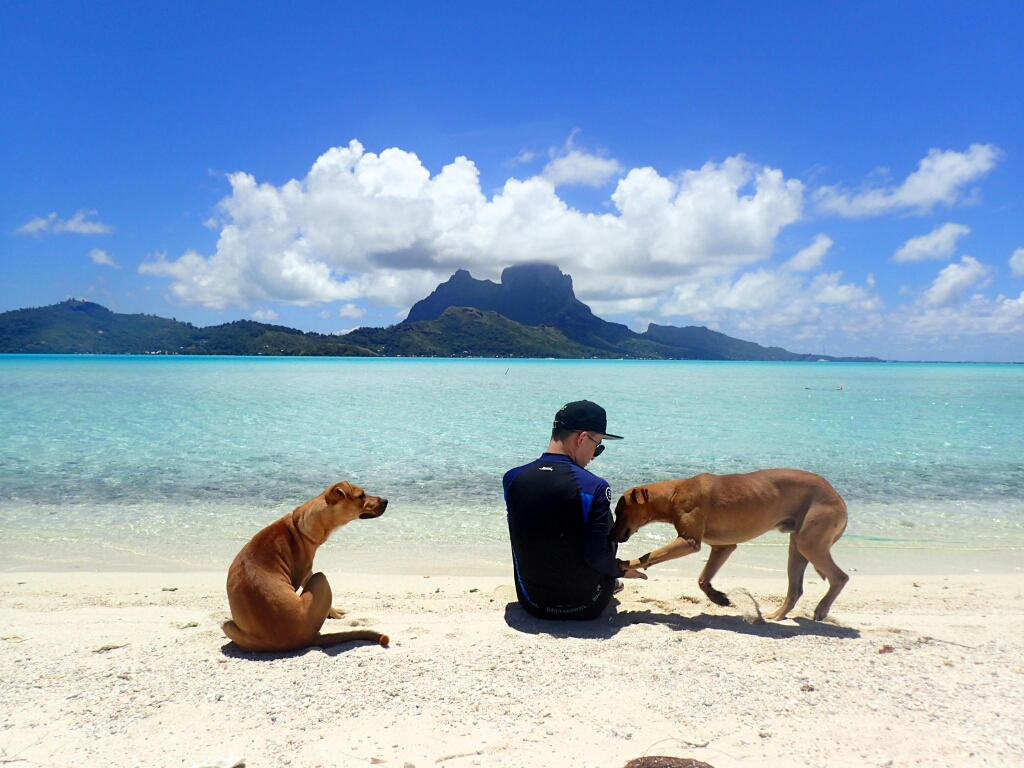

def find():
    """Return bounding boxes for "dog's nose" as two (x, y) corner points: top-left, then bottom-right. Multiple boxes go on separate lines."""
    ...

(379, 498), (388, 511)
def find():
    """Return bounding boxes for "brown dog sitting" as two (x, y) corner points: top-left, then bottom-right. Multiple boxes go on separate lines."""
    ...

(611, 469), (849, 621)
(222, 481), (390, 652)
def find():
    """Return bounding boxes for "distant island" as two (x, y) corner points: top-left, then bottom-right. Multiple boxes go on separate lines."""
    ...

(0, 264), (880, 361)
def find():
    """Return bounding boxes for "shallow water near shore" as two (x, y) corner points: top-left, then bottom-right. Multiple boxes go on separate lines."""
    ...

(2, 355), (1022, 573)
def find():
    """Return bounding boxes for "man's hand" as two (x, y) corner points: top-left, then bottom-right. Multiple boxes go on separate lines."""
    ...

(618, 559), (649, 579)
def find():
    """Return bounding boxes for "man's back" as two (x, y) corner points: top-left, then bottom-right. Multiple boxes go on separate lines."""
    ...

(504, 453), (618, 614)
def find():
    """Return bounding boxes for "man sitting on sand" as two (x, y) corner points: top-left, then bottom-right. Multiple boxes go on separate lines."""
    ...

(503, 400), (646, 620)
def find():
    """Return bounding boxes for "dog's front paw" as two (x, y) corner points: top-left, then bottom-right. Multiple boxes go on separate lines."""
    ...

(327, 607), (346, 619)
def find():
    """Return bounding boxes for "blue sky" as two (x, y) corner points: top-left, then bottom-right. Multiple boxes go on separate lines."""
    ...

(2, 2), (1022, 360)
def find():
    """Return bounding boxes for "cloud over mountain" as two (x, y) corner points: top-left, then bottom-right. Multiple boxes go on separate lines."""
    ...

(140, 140), (804, 312)
(134, 139), (1022, 356)
(660, 264), (881, 342)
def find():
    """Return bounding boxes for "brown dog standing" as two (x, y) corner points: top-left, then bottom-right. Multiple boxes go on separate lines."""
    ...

(222, 481), (390, 652)
(611, 469), (848, 621)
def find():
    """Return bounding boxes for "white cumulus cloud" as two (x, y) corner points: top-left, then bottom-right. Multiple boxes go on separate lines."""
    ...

(815, 144), (999, 218)
(885, 252), (1024, 344)
(1010, 247), (1024, 278)
(661, 265), (882, 344)
(139, 139), (804, 313)
(87, 248), (120, 268)
(339, 303), (366, 318)
(784, 233), (833, 272)
(539, 131), (623, 188)
(251, 309), (280, 322)
(892, 223), (971, 263)
(16, 209), (114, 235)
(902, 291), (1024, 339)
(542, 150), (623, 188)
(920, 256), (991, 308)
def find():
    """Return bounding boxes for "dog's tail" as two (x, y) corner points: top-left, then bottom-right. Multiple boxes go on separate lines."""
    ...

(311, 630), (389, 648)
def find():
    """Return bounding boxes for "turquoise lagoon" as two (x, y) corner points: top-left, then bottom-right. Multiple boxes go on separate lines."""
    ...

(1, 356), (1022, 575)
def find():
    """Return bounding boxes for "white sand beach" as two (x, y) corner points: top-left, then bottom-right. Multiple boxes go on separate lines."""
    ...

(2, 569), (1022, 768)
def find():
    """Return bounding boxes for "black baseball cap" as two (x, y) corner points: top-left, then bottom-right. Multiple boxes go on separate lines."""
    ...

(552, 400), (623, 439)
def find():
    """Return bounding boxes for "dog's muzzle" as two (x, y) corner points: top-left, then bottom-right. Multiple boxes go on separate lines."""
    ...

(360, 498), (387, 519)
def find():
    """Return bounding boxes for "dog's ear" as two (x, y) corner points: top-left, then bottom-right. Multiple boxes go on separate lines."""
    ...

(325, 482), (351, 505)
(642, 487), (650, 503)
(631, 487), (645, 505)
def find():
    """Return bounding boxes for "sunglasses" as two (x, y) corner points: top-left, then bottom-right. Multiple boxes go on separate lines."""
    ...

(586, 433), (605, 457)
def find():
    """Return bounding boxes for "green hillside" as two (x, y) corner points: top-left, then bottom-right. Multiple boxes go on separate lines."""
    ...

(345, 307), (613, 357)
(404, 265), (881, 362)
(0, 300), (374, 356)
(0, 300), (608, 358)
(1, 290), (882, 362)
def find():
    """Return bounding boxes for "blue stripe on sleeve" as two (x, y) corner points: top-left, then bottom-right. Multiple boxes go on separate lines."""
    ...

(580, 491), (594, 523)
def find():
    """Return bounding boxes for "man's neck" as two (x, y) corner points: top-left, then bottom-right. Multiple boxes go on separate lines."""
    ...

(546, 441), (583, 467)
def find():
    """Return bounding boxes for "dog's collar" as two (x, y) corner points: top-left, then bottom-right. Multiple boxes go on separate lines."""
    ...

(292, 512), (323, 547)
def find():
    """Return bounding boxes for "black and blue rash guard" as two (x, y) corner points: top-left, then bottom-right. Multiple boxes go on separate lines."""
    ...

(503, 453), (624, 619)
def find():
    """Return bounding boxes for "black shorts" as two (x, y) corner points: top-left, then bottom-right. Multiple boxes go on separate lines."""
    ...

(516, 576), (615, 621)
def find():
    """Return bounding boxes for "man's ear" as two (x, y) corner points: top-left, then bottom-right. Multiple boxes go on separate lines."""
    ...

(325, 482), (351, 505)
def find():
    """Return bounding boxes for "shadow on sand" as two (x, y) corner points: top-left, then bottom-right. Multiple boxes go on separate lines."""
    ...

(219, 638), (382, 660)
(503, 601), (860, 641)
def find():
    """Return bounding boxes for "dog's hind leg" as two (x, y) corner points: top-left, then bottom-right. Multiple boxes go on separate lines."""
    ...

(795, 504), (849, 621)
(698, 544), (737, 606)
(297, 571), (335, 638)
(767, 534), (808, 621)
(805, 549), (848, 621)
(300, 573), (388, 648)
(300, 572), (344, 619)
